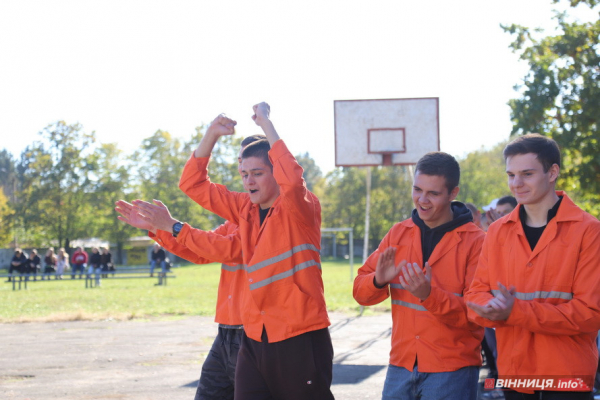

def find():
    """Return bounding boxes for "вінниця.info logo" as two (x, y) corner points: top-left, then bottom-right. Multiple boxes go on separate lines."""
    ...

(484, 376), (593, 391)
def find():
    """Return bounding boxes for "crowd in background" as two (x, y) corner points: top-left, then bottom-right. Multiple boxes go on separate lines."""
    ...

(6, 246), (113, 281)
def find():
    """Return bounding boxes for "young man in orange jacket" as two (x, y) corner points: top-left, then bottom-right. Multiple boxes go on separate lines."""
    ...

(353, 152), (485, 400)
(116, 134), (264, 400)
(177, 103), (333, 400)
(466, 134), (600, 399)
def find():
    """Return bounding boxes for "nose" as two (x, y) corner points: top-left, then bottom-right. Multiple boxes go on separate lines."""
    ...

(511, 175), (523, 187)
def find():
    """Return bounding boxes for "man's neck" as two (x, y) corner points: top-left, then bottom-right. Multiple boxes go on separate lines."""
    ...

(522, 191), (560, 227)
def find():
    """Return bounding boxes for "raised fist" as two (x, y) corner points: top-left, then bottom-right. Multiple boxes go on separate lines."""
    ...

(206, 114), (237, 138)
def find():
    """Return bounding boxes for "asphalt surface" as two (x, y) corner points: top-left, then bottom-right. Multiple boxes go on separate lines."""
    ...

(1, 312), (392, 400)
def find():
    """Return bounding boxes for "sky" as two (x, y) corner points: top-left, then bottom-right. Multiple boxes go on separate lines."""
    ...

(0, 0), (596, 173)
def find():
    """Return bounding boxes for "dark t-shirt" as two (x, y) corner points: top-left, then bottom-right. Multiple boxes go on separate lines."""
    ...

(520, 197), (563, 250)
(151, 249), (166, 262)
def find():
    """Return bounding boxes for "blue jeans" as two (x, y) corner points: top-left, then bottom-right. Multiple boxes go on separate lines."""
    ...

(382, 364), (479, 400)
(150, 260), (166, 274)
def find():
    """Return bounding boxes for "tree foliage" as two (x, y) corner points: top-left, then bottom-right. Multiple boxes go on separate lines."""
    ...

(457, 140), (512, 208)
(131, 129), (244, 232)
(0, 190), (14, 247)
(322, 166), (413, 253)
(503, 0), (600, 215)
(15, 121), (97, 249)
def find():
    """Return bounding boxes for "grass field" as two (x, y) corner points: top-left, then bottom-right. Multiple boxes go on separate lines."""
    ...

(0, 258), (389, 323)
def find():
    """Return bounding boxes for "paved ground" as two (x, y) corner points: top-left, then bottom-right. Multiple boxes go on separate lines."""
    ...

(0, 312), (393, 400)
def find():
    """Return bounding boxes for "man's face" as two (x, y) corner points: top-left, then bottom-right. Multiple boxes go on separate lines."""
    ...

(506, 153), (558, 206)
(412, 172), (459, 229)
(241, 156), (280, 209)
(495, 202), (515, 216)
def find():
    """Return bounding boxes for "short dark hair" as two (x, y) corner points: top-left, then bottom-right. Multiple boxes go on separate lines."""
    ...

(241, 139), (272, 169)
(415, 152), (460, 193)
(497, 195), (517, 208)
(241, 134), (266, 148)
(503, 134), (560, 172)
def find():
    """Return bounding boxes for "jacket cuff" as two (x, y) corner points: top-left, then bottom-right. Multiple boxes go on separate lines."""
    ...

(175, 223), (192, 244)
(504, 298), (524, 326)
(421, 285), (442, 310)
(189, 153), (210, 177)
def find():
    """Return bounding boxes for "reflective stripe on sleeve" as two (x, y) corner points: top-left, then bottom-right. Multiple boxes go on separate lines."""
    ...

(391, 299), (427, 312)
(390, 283), (463, 297)
(221, 264), (246, 272)
(491, 289), (573, 301)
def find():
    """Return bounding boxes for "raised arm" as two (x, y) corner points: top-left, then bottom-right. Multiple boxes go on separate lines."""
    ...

(252, 102), (280, 145)
(116, 199), (242, 265)
(194, 114), (237, 158)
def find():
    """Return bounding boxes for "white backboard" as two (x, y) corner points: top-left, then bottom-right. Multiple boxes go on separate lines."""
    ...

(334, 98), (440, 167)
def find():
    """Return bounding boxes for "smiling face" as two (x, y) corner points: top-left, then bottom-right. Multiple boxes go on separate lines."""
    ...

(241, 156), (280, 209)
(412, 172), (459, 229)
(506, 153), (559, 206)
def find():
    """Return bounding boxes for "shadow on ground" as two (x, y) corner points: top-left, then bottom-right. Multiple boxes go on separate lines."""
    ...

(333, 364), (387, 384)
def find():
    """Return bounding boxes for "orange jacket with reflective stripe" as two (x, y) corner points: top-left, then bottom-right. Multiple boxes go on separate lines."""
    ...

(150, 221), (245, 326)
(179, 139), (329, 342)
(466, 192), (600, 386)
(353, 218), (485, 372)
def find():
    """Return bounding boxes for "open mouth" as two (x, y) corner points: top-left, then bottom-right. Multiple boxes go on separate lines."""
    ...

(249, 190), (258, 194)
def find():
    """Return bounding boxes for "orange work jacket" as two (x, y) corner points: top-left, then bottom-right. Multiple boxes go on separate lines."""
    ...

(353, 218), (485, 372)
(150, 221), (245, 326)
(179, 139), (329, 343)
(466, 192), (600, 390)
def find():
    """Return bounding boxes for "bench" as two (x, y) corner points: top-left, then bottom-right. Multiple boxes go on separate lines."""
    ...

(0, 273), (60, 291)
(84, 268), (176, 288)
(1, 267), (177, 290)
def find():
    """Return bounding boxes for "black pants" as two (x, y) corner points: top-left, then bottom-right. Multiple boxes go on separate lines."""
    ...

(195, 326), (243, 400)
(504, 390), (593, 400)
(234, 327), (334, 400)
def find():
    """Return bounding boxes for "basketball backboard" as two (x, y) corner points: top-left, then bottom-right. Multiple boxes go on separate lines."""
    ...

(334, 98), (440, 167)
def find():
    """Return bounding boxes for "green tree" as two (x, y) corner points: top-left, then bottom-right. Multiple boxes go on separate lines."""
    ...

(503, 0), (600, 215)
(0, 149), (17, 202)
(131, 128), (243, 232)
(321, 166), (413, 253)
(15, 121), (97, 249)
(295, 152), (324, 194)
(457, 140), (512, 208)
(0, 190), (14, 247)
(87, 142), (137, 263)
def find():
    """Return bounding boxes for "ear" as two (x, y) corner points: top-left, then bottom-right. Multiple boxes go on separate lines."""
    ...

(449, 186), (460, 201)
(548, 163), (560, 183)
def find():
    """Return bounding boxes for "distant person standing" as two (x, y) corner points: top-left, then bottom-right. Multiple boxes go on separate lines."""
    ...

(55, 248), (69, 279)
(43, 248), (57, 280)
(149, 243), (167, 280)
(8, 248), (27, 281)
(26, 249), (41, 281)
(100, 247), (113, 278)
(88, 247), (102, 286)
(71, 247), (88, 279)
